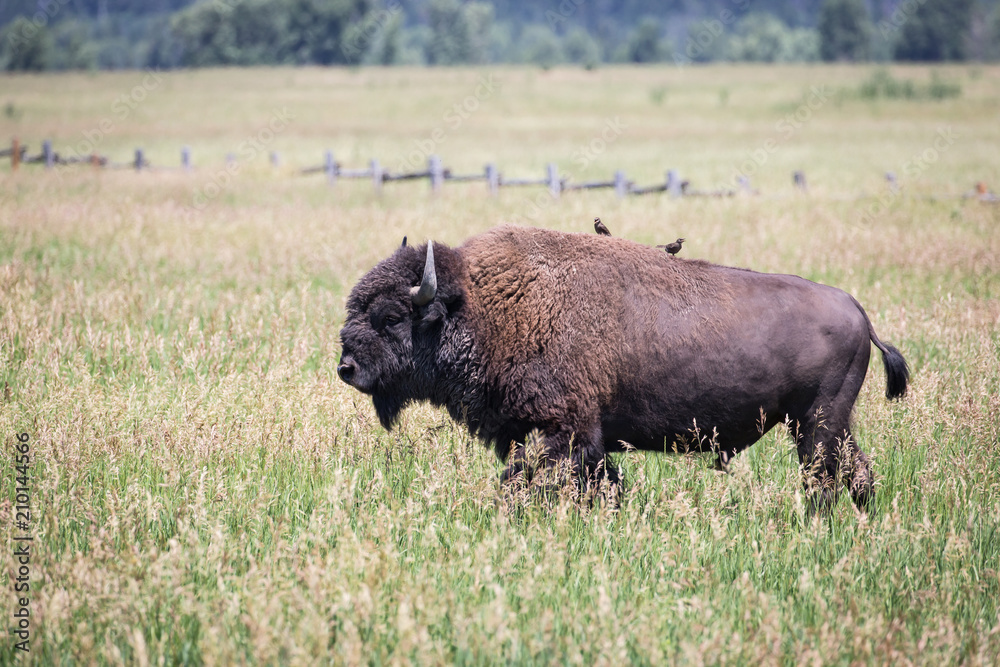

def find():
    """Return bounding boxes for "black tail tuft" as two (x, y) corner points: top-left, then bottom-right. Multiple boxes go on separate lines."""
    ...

(880, 343), (909, 400)
(851, 293), (910, 401)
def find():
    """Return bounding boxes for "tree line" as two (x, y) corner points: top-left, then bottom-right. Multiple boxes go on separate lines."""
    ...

(1, 0), (998, 71)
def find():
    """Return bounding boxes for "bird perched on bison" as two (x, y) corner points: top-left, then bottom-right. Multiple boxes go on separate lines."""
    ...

(593, 217), (611, 236)
(338, 225), (908, 511)
(657, 238), (685, 256)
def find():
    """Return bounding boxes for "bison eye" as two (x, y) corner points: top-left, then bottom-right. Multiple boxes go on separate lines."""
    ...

(372, 310), (405, 331)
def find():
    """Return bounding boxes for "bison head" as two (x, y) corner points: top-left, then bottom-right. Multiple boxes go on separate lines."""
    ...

(338, 241), (458, 429)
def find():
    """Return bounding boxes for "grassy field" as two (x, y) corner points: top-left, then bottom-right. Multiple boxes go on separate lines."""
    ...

(1, 64), (999, 664)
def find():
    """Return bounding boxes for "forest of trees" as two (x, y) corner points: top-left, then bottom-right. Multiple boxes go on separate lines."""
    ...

(1, 0), (998, 71)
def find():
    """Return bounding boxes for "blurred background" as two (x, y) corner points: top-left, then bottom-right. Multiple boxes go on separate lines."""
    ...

(2, 0), (999, 72)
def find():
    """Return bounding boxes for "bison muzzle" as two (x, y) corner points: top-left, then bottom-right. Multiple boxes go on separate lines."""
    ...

(338, 225), (908, 511)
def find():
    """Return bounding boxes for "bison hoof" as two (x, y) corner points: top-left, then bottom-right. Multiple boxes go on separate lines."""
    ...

(807, 488), (840, 516)
(849, 476), (875, 515)
(713, 452), (733, 474)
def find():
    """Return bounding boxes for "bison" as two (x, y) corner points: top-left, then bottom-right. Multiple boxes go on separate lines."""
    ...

(337, 225), (908, 510)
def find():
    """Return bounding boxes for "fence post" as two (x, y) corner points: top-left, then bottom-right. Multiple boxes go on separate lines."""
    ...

(547, 163), (560, 199)
(325, 150), (336, 186)
(429, 155), (444, 194)
(11, 137), (19, 171)
(666, 169), (681, 198)
(43, 140), (53, 170)
(134, 148), (144, 172)
(793, 170), (807, 191)
(270, 151), (280, 168)
(371, 158), (382, 196)
(614, 170), (628, 198)
(181, 146), (191, 172)
(91, 153), (100, 170)
(485, 163), (499, 196)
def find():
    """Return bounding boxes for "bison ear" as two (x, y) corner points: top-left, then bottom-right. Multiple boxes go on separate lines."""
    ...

(417, 300), (447, 332)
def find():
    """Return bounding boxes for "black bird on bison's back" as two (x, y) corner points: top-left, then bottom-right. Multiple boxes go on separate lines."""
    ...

(657, 238), (685, 256)
(594, 217), (611, 236)
(337, 225), (909, 514)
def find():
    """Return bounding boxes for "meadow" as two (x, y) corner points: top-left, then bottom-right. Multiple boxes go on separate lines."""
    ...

(1, 64), (999, 665)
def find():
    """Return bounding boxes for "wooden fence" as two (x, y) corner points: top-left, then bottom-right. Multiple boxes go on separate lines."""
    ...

(4, 137), (998, 203)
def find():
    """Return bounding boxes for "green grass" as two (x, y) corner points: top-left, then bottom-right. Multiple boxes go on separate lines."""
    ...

(856, 68), (964, 101)
(1, 64), (999, 664)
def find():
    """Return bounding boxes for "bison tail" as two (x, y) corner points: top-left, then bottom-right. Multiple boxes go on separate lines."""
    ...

(851, 295), (909, 400)
(878, 342), (909, 400)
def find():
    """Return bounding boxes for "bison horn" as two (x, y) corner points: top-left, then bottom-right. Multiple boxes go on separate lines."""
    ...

(410, 241), (437, 306)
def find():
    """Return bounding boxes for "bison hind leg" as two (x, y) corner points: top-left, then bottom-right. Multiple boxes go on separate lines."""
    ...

(792, 412), (874, 514)
(842, 433), (874, 512)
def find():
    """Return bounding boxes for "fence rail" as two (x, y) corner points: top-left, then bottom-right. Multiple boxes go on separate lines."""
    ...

(5, 137), (999, 204)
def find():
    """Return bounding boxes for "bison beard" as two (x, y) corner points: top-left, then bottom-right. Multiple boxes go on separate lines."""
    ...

(338, 225), (908, 512)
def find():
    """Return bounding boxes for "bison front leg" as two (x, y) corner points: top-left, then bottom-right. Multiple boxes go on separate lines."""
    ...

(501, 424), (619, 500)
(500, 442), (528, 485)
(544, 423), (620, 498)
(500, 427), (577, 490)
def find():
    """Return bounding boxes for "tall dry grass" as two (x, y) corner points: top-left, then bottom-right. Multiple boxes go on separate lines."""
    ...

(1, 64), (999, 664)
